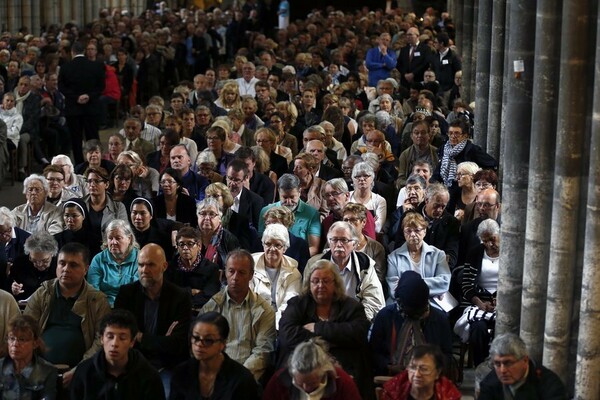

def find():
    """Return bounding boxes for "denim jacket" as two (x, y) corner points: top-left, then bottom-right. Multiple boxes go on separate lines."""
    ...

(0, 354), (57, 400)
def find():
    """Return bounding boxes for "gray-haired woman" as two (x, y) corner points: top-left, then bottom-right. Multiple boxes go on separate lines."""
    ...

(88, 219), (140, 306)
(264, 338), (362, 399)
(349, 162), (387, 233)
(251, 223), (301, 328)
(10, 231), (58, 300)
(197, 197), (240, 271)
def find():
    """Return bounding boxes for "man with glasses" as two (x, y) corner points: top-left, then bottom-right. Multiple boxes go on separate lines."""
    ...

(114, 244), (191, 397)
(201, 249), (276, 381)
(12, 174), (63, 235)
(479, 333), (566, 399)
(305, 221), (384, 321)
(225, 159), (264, 230)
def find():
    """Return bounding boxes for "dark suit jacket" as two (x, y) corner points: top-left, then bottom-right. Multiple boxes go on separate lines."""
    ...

(317, 163), (343, 182)
(238, 187), (265, 229)
(249, 171), (275, 205)
(153, 193), (198, 227)
(146, 150), (162, 173)
(269, 151), (289, 179)
(397, 42), (432, 88)
(21, 92), (42, 136)
(114, 280), (192, 368)
(58, 55), (105, 116)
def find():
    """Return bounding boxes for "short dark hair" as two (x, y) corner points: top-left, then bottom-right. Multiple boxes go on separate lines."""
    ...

(191, 311), (230, 341)
(410, 344), (446, 372)
(59, 242), (90, 266)
(99, 309), (138, 338)
(225, 249), (254, 272)
(234, 146), (256, 162)
(226, 159), (249, 177)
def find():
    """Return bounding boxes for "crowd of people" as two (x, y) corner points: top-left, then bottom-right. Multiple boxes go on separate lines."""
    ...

(0, 1), (569, 399)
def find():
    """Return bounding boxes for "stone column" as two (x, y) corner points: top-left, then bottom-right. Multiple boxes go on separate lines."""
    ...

(460, 0), (474, 103)
(473, 0), (491, 146)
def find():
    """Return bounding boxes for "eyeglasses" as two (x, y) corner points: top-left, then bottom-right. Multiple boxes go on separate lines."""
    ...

(160, 179), (177, 186)
(456, 172), (471, 178)
(353, 174), (372, 180)
(198, 211), (219, 219)
(191, 335), (222, 347)
(263, 242), (284, 250)
(26, 187), (44, 193)
(7, 336), (33, 344)
(328, 237), (355, 245)
(343, 217), (362, 224)
(493, 358), (523, 369)
(310, 278), (334, 286)
(323, 191), (343, 199)
(177, 241), (197, 249)
(407, 364), (435, 376)
(226, 175), (245, 184)
(476, 202), (498, 209)
(404, 228), (425, 235)
(30, 256), (52, 266)
(475, 181), (493, 189)
(206, 136), (221, 141)
(405, 185), (423, 193)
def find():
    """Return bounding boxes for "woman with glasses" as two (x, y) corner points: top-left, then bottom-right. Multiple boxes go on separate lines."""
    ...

(349, 162), (387, 233)
(0, 315), (57, 400)
(9, 232), (57, 301)
(251, 223), (301, 328)
(153, 168), (197, 227)
(83, 167), (128, 239)
(196, 198), (240, 271)
(169, 311), (259, 400)
(166, 227), (220, 311)
(51, 154), (88, 198)
(387, 213), (450, 303)
(277, 260), (374, 400)
(380, 344), (461, 400)
(449, 161), (480, 221)
(268, 111), (297, 161)
(262, 206), (310, 274)
(461, 169), (499, 225)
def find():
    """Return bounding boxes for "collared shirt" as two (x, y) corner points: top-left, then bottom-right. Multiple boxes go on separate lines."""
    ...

(25, 205), (42, 234)
(223, 289), (253, 365)
(507, 364), (530, 397)
(439, 47), (450, 61)
(231, 190), (242, 213)
(331, 255), (358, 300)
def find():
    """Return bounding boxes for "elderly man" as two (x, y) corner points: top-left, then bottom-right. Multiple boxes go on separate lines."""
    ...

(301, 125), (341, 173)
(397, 120), (439, 188)
(15, 75), (46, 172)
(25, 242), (111, 386)
(169, 144), (208, 202)
(366, 33), (397, 87)
(123, 117), (154, 160)
(236, 62), (259, 97)
(321, 178), (376, 243)
(201, 249), (276, 381)
(0, 92), (24, 179)
(397, 26), (432, 89)
(305, 139), (343, 181)
(124, 105), (162, 147)
(189, 74), (208, 108)
(12, 174), (63, 234)
(114, 243), (192, 397)
(479, 333), (567, 399)
(306, 221), (385, 321)
(259, 174), (321, 256)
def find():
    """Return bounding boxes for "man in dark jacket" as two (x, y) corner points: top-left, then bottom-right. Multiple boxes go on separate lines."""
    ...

(479, 333), (567, 400)
(70, 309), (165, 400)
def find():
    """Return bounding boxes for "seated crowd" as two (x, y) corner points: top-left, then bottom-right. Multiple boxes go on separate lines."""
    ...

(0, 2), (569, 400)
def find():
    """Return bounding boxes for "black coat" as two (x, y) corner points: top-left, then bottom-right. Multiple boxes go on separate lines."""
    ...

(153, 193), (198, 228)
(58, 56), (105, 116)
(166, 256), (220, 309)
(114, 280), (192, 369)
(70, 348), (165, 400)
(432, 140), (498, 185)
(397, 41), (432, 88)
(169, 355), (259, 400)
(237, 187), (264, 229)
(249, 171), (275, 206)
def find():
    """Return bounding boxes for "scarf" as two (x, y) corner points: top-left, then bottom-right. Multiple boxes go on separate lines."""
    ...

(439, 140), (467, 187)
(391, 304), (427, 370)
(14, 90), (31, 114)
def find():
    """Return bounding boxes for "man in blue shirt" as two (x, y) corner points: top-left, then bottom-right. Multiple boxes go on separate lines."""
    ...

(366, 33), (397, 87)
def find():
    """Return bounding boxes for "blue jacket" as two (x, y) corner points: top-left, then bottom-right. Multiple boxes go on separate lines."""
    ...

(88, 247), (139, 306)
(366, 46), (397, 87)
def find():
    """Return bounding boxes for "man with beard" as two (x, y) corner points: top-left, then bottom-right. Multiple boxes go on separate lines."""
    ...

(114, 244), (191, 397)
(258, 174), (321, 256)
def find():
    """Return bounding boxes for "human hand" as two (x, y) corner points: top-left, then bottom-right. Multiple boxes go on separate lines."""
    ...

(454, 209), (464, 221)
(62, 369), (75, 387)
(303, 323), (315, 332)
(11, 282), (24, 296)
(77, 94), (89, 104)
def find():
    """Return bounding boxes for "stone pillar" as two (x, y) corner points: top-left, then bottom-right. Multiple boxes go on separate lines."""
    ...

(460, 0), (474, 103)
(518, 0), (561, 364)
(31, 0), (41, 35)
(454, 0), (464, 54)
(543, 0), (592, 380)
(494, 0), (536, 336)
(473, 0), (491, 146)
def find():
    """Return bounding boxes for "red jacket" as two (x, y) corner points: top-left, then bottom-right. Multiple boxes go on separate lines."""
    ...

(381, 370), (461, 400)
(102, 64), (121, 101)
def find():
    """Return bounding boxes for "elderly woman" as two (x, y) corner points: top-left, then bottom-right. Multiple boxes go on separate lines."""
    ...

(84, 166), (127, 237)
(43, 164), (74, 206)
(169, 312), (259, 400)
(264, 338), (362, 399)
(107, 164), (137, 216)
(74, 139), (116, 175)
(166, 226), (220, 310)
(197, 198), (240, 270)
(380, 345), (461, 400)
(0, 315), (57, 399)
(278, 260), (374, 400)
(9, 232), (57, 301)
(456, 219), (500, 365)
(88, 219), (139, 306)
(196, 150), (223, 184)
(263, 206), (310, 274)
(129, 197), (175, 260)
(116, 150), (160, 198)
(54, 198), (100, 256)
(51, 154), (87, 198)
(153, 168), (197, 226)
(349, 162), (387, 233)
(433, 119), (497, 188)
(449, 161), (480, 219)
(387, 213), (451, 303)
(205, 182), (259, 251)
(0, 207), (30, 282)
(390, 174), (427, 246)
(342, 203), (387, 284)
(146, 129), (179, 174)
(104, 133), (126, 163)
(461, 169), (499, 224)
(12, 174), (63, 235)
(293, 153), (329, 220)
(251, 223), (302, 327)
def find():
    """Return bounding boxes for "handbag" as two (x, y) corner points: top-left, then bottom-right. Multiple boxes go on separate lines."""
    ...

(453, 305), (496, 343)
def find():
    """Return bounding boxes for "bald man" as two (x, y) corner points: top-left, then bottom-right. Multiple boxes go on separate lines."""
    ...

(114, 244), (192, 396)
(397, 27), (432, 89)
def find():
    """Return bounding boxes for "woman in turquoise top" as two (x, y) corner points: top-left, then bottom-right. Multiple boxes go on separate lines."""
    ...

(88, 219), (140, 306)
